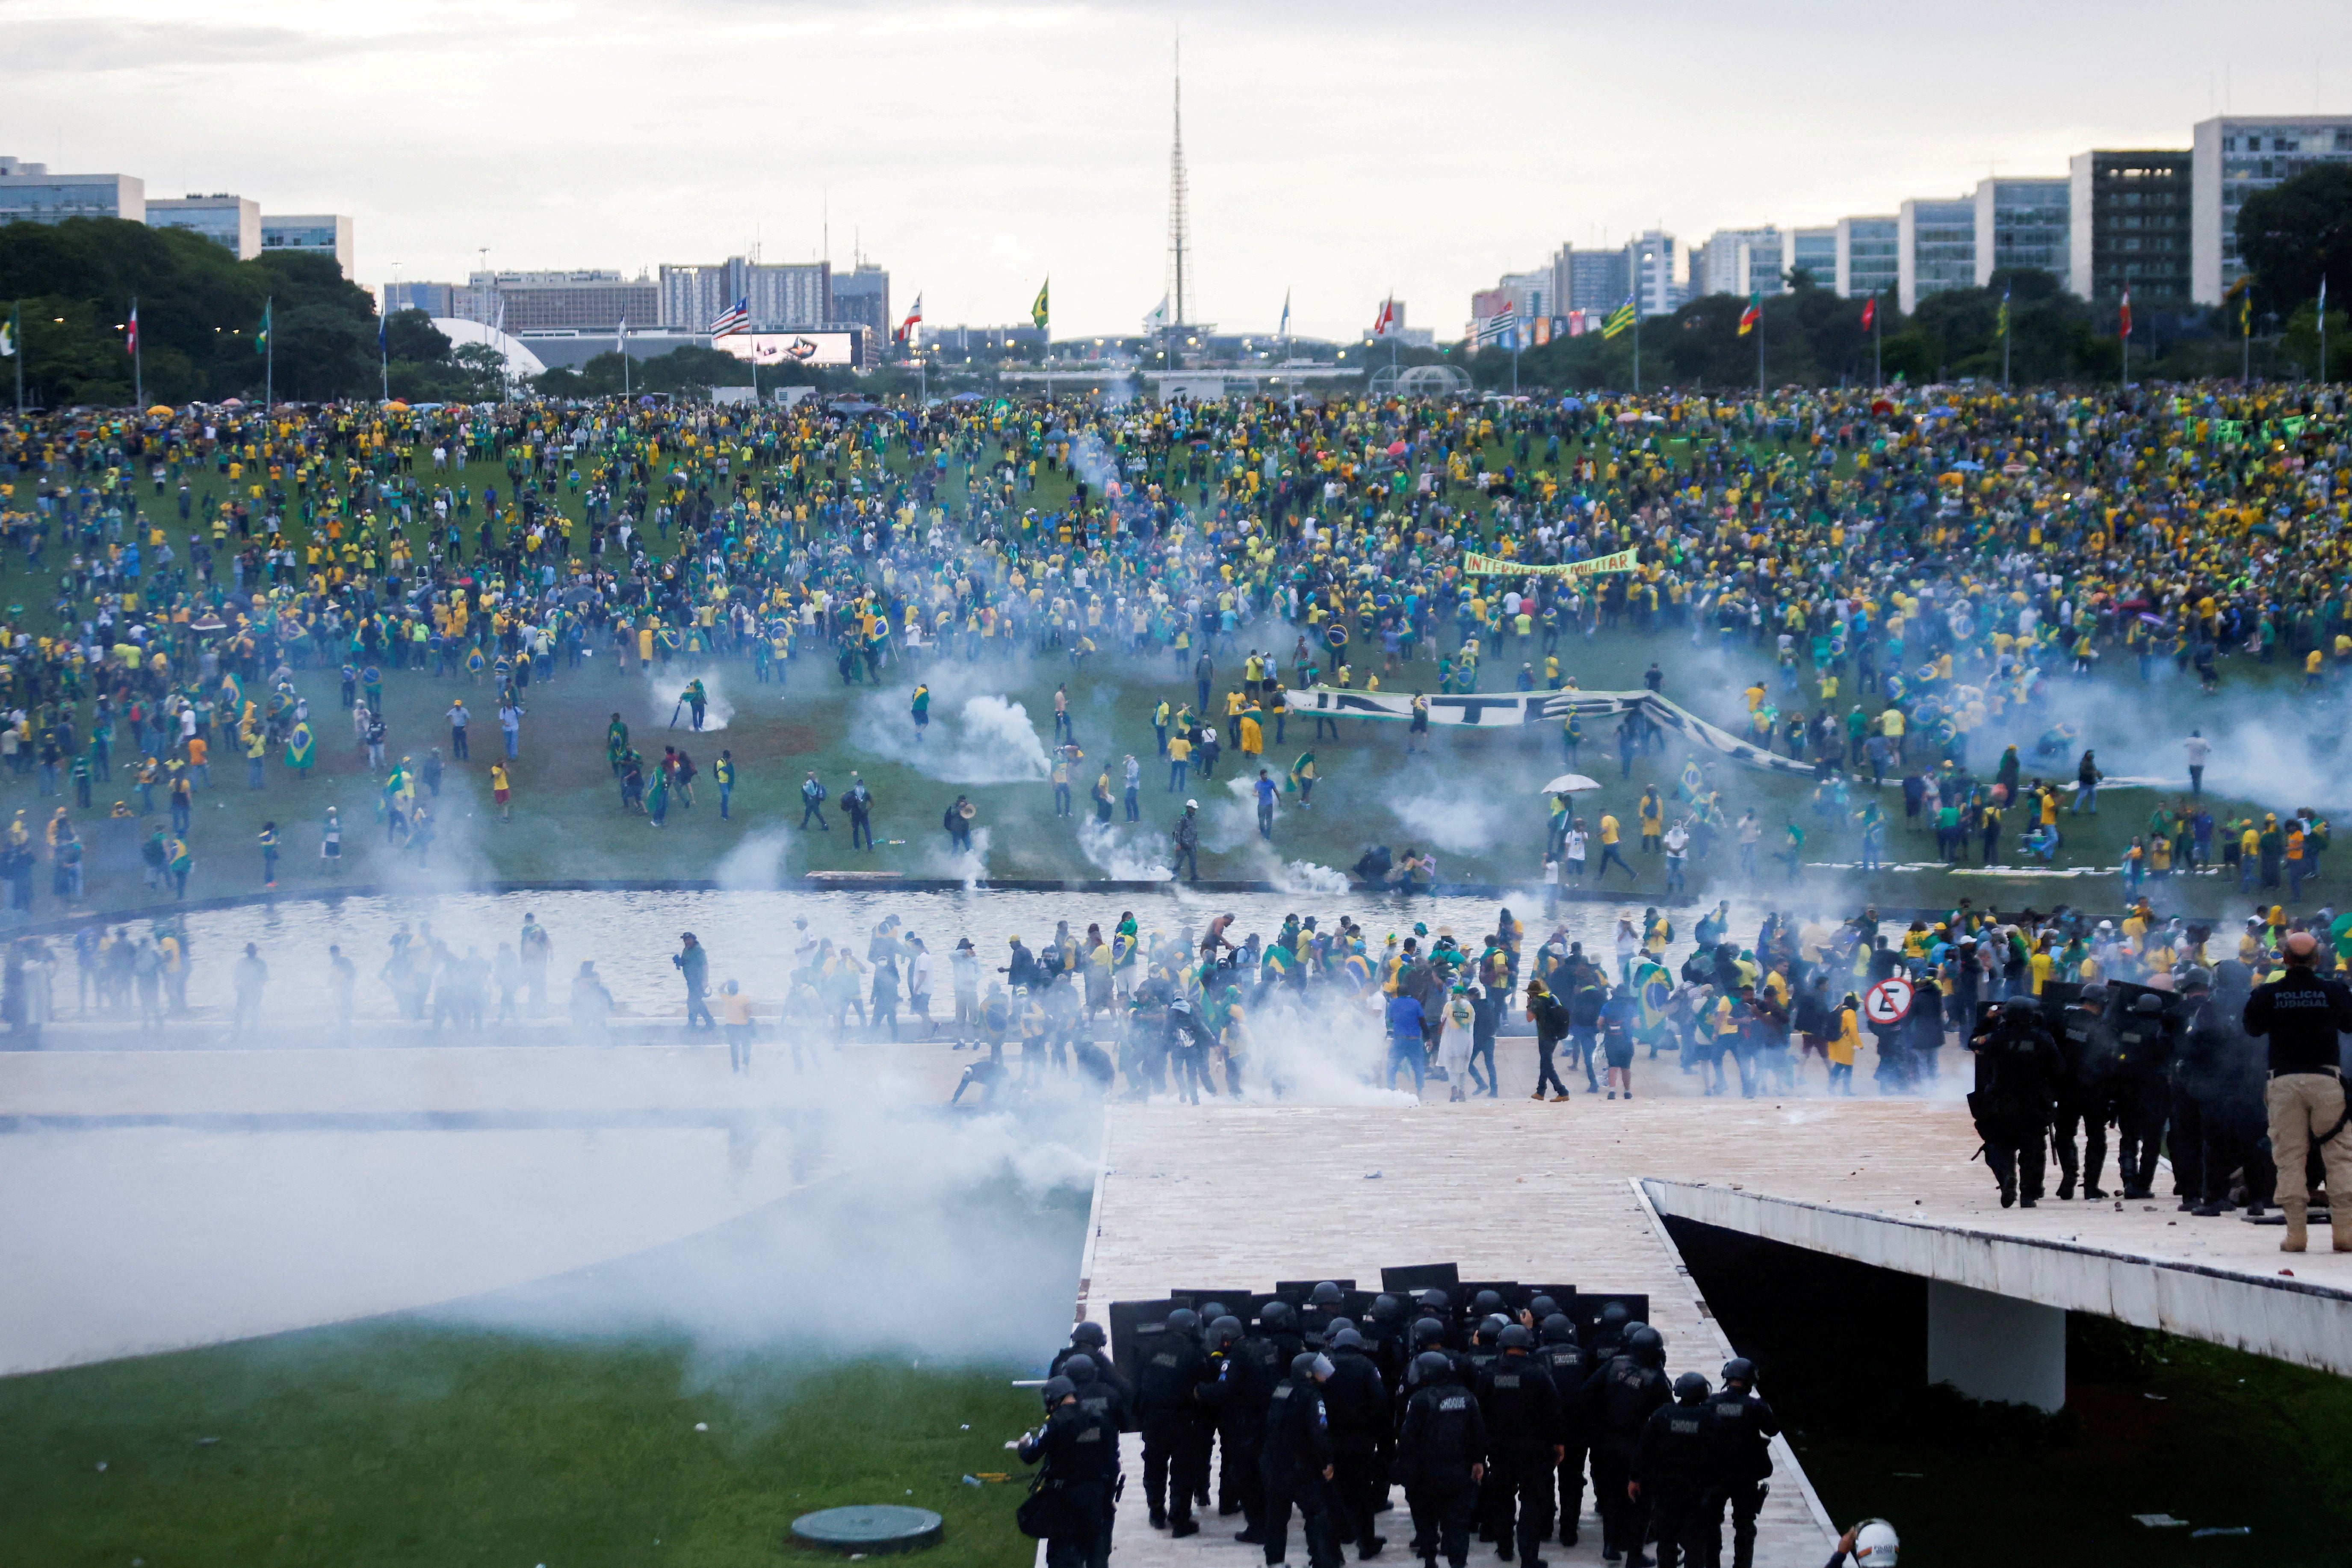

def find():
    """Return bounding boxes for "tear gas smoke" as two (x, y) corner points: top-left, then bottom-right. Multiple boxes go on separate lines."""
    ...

(1076, 818), (1173, 881)
(644, 668), (738, 732)
(853, 690), (1051, 785)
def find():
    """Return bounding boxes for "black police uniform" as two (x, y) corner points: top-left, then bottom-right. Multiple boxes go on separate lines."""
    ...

(1397, 1366), (1487, 1568)
(2052, 999), (2117, 1199)
(1971, 1009), (2062, 1206)
(1631, 1394), (1711, 1568)
(2185, 982), (2277, 1211)
(1262, 1370), (1344, 1568)
(1322, 1341), (1390, 1554)
(1699, 1387), (1779, 1568)
(1134, 1323), (1211, 1530)
(2111, 996), (2174, 1199)
(1534, 1333), (1594, 1545)
(1017, 1397), (1122, 1568)
(1199, 1332), (1270, 1536)
(1477, 1348), (1564, 1566)
(1584, 1352), (1669, 1562)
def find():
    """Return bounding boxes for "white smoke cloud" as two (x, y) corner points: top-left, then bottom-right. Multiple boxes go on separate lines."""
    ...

(1076, 818), (1173, 881)
(853, 691), (1052, 785)
(644, 667), (738, 733)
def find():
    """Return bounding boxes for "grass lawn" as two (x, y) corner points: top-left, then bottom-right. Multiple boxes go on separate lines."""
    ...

(0, 1327), (1044, 1568)
(15, 440), (2334, 920)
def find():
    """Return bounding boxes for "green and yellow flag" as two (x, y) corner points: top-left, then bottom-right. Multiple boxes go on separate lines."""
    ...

(255, 298), (272, 355)
(1601, 299), (1636, 340)
(1996, 287), (2011, 339)
(1030, 280), (1049, 331)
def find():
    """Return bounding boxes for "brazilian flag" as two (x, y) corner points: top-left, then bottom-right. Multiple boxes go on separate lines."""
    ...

(1031, 279), (1050, 331)
(1634, 959), (1674, 1031)
(285, 721), (315, 772)
(256, 298), (272, 356)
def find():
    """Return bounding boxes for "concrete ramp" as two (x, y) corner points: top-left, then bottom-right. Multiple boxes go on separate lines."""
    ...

(1078, 1104), (1839, 1567)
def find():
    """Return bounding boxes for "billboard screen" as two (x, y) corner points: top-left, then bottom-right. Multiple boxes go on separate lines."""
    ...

(713, 331), (857, 367)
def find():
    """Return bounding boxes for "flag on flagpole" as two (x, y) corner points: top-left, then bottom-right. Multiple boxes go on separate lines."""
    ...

(378, 311), (388, 354)
(616, 316), (629, 354)
(1860, 296), (1876, 333)
(1, 315), (15, 358)
(709, 297), (751, 337)
(1601, 298), (1637, 340)
(895, 294), (923, 344)
(2118, 287), (2133, 340)
(1372, 297), (1400, 338)
(256, 298), (271, 355)
(1279, 289), (1291, 338)
(126, 300), (140, 357)
(1996, 287), (2011, 339)
(1031, 280), (1050, 331)
(1474, 308), (1514, 347)
(2321, 276), (2330, 317)
(1143, 295), (1170, 333)
(1737, 292), (1761, 336)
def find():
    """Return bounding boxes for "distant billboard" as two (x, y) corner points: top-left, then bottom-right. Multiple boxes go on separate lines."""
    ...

(713, 331), (857, 367)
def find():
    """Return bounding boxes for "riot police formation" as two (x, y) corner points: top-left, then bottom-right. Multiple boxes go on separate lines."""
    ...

(1049, 1299), (1797, 1568)
(1016, 1374), (1122, 1568)
(1968, 997), (2064, 1207)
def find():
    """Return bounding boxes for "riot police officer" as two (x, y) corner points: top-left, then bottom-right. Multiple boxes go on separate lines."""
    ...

(1060, 1352), (1131, 1434)
(2051, 983), (2118, 1199)
(1584, 1322), (1670, 1563)
(1397, 1349), (1486, 1568)
(1051, 1321), (1130, 1402)
(2111, 991), (2173, 1200)
(1477, 1322), (1565, 1568)
(1323, 1325), (1390, 1558)
(1700, 1358), (1779, 1568)
(1534, 1315), (1594, 1548)
(1971, 997), (2063, 1208)
(1302, 1280), (1348, 1349)
(1016, 1374), (1121, 1568)
(1135, 1307), (1210, 1535)
(1262, 1351), (1343, 1568)
(1631, 1373), (1713, 1568)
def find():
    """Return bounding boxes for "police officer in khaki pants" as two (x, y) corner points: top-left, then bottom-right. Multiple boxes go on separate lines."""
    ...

(2241, 930), (2352, 1252)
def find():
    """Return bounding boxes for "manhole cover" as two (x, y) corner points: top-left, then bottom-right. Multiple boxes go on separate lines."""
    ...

(789, 1504), (943, 1555)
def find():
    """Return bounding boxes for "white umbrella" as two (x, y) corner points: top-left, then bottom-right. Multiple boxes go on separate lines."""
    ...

(1539, 774), (1603, 794)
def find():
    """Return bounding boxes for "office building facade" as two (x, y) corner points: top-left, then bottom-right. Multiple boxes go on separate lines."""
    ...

(0, 157), (144, 224)
(1973, 177), (2071, 289)
(381, 281), (458, 318)
(261, 214), (354, 277)
(660, 259), (833, 333)
(829, 263), (891, 340)
(1548, 245), (1631, 314)
(1627, 231), (1680, 317)
(2192, 115), (2352, 303)
(148, 194), (260, 259)
(1898, 198), (1976, 313)
(461, 270), (658, 334)
(2068, 150), (2192, 307)
(1788, 226), (1836, 289)
(1698, 227), (1786, 299)
(1835, 216), (1899, 301)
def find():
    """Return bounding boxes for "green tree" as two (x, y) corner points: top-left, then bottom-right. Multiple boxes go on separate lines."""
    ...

(2236, 163), (2352, 317)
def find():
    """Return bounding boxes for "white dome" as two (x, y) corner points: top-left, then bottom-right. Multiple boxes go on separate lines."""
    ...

(428, 317), (548, 378)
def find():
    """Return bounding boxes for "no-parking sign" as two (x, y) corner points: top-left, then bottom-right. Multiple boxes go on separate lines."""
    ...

(1864, 977), (1915, 1026)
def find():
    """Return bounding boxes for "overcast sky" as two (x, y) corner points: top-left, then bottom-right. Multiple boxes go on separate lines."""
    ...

(8, 0), (2348, 339)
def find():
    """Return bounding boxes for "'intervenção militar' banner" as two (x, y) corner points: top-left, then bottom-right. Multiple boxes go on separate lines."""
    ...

(1461, 548), (1638, 579)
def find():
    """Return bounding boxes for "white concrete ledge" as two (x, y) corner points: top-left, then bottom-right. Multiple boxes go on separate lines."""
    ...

(1641, 1178), (2352, 1378)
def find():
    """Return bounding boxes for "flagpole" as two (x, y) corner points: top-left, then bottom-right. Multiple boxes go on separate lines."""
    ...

(131, 295), (142, 410)
(2322, 278), (2331, 385)
(1873, 294), (1882, 390)
(265, 295), (274, 410)
(1756, 298), (1764, 397)
(12, 301), (21, 418)
(623, 321), (632, 398)
(1633, 304), (1642, 397)
(2001, 293), (2011, 392)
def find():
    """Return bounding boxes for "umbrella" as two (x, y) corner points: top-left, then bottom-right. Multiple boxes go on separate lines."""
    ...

(384, 400), (411, 411)
(145, 404), (173, 416)
(1539, 774), (1603, 794)
(1615, 411), (1645, 424)
(1558, 397), (1586, 411)
(220, 397), (246, 408)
